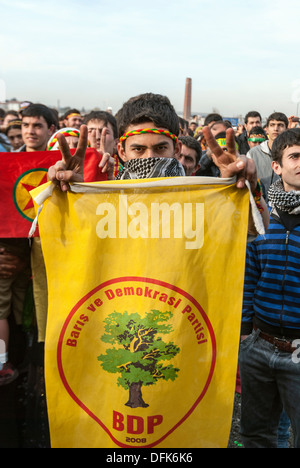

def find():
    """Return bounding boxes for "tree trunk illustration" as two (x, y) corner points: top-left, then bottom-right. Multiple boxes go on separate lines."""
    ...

(125, 382), (149, 408)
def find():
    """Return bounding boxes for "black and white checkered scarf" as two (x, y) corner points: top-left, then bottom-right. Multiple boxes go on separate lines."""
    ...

(268, 179), (300, 214)
(116, 157), (185, 180)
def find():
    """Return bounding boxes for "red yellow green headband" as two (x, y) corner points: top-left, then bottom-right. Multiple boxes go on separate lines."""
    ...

(120, 128), (178, 143)
(66, 113), (81, 119)
(47, 128), (91, 150)
(47, 129), (80, 150)
(6, 119), (22, 128)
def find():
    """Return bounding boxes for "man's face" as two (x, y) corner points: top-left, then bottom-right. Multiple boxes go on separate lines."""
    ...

(273, 145), (300, 192)
(245, 116), (261, 135)
(66, 115), (82, 129)
(266, 120), (287, 144)
(7, 128), (23, 150)
(176, 144), (200, 176)
(22, 116), (54, 151)
(117, 122), (181, 162)
(87, 119), (117, 154)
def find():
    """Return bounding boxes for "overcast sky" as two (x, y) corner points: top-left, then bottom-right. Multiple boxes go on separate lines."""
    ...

(0, 0), (300, 118)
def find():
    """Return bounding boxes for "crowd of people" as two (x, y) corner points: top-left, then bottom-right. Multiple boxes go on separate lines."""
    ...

(0, 93), (299, 448)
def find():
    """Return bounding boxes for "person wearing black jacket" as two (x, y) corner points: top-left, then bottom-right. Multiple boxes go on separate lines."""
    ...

(237, 111), (262, 154)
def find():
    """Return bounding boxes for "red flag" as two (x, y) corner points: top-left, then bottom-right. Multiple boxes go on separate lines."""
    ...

(0, 148), (107, 238)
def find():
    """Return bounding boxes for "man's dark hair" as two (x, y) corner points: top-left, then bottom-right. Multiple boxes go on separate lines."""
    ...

(83, 110), (118, 139)
(204, 113), (222, 126)
(266, 112), (288, 128)
(244, 111), (261, 124)
(22, 103), (57, 128)
(0, 108), (5, 119)
(248, 126), (267, 138)
(62, 108), (81, 120)
(271, 128), (300, 165)
(179, 135), (202, 164)
(115, 93), (179, 139)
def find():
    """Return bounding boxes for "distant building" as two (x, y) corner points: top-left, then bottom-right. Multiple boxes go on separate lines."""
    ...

(0, 98), (22, 111)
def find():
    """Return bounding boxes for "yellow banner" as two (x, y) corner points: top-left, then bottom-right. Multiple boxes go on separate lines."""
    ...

(31, 177), (249, 448)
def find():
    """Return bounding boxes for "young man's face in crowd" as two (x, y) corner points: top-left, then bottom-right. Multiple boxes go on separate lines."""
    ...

(273, 144), (300, 192)
(65, 115), (82, 129)
(21, 116), (54, 151)
(266, 120), (287, 144)
(86, 119), (117, 154)
(117, 122), (181, 162)
(176, 144), (200, 176)
(7, 127), (23, 150)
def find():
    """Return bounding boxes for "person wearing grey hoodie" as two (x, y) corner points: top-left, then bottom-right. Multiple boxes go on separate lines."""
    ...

(247, 112), (288, 200)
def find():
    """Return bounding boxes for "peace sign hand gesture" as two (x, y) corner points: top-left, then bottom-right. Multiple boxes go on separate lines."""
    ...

(89, 126), (115, 180)
(202, 125), (257, 192)
(48, 125), (88, 192)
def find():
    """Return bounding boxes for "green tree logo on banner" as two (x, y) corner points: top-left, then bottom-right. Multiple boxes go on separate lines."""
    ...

(97, 310), (180, 408)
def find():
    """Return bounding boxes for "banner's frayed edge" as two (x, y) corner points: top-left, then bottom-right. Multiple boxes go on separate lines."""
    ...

(29, 183), (56, 238)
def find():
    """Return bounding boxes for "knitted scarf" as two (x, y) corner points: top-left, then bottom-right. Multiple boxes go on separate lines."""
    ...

(116, 157), (185, 180)
(268, 179), (300, 214)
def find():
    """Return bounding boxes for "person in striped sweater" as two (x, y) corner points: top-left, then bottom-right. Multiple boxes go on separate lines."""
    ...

(239, 128), (300, 448)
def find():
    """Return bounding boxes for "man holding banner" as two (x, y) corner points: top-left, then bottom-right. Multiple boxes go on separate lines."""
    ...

(30, 92), (270, 448)
(50, 93), (267, 215)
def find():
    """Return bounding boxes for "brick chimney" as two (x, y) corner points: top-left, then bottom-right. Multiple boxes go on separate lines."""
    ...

(183, 78), (192, 121)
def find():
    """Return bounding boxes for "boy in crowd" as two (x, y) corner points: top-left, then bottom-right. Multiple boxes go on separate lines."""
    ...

(239, 128), (300, 448)
(18, 103), (57, 152)
(247, 112), (288, 200)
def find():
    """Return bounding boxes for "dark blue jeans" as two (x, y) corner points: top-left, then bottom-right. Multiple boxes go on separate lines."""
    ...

(239, 328), (300, 448)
